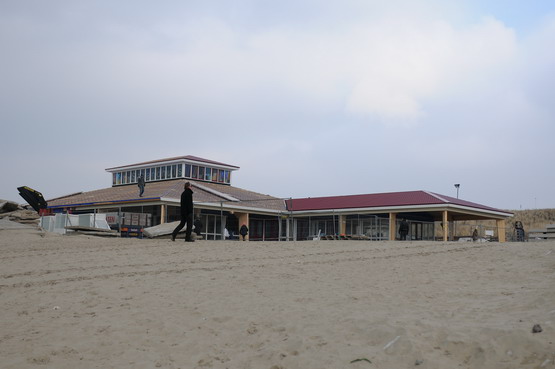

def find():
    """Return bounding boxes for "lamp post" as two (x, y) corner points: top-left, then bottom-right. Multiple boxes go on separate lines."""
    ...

(453, 183), (460, 240)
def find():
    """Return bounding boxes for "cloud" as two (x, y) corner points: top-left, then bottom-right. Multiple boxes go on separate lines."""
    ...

(0, 5), (519, 129)
(344, 17), (517, 121)
(0, 1), (554, 208)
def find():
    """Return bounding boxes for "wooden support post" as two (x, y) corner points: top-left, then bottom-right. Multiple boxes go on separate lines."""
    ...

(496, 219), (506, 242)
(160, 204), (167, 224)
(443, 210), (449, 242)
(389, 213), (397, 241)
(339, 214), (346, 236)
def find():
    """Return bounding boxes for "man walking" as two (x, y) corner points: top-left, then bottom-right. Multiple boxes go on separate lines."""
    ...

(172, 182), (194, 242)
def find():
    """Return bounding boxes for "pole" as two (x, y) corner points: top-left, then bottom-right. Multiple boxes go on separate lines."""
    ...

(220, 201), (224, 240)
(287, 197), (295, 241)
(333, 210), (336, 237)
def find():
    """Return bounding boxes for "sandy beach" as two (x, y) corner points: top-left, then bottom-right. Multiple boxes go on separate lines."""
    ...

(1, 227), (554, 369)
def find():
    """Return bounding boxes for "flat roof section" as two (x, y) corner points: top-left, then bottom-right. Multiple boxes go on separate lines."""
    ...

(105, 155), (240, 171)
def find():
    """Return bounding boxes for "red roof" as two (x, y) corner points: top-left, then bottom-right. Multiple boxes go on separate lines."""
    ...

(285, 190), (508, 213)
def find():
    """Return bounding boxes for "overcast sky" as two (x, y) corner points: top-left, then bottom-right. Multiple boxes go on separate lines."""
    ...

(1, 0), (554, 210)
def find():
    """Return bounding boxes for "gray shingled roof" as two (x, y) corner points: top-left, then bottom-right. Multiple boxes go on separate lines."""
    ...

(47, 179), (287, 213)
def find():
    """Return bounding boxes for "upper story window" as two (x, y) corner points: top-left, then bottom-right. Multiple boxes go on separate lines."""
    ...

(109, 159), (233, 186)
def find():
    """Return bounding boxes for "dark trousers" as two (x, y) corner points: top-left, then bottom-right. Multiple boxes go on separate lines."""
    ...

(172, 213), (193, 241)
(138, 185), (144, 197)
(400, 232), (408, 240)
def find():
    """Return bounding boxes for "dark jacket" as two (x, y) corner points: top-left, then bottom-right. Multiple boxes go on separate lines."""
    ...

(239, 225), (248, 236)
(181, 188), (194, 216)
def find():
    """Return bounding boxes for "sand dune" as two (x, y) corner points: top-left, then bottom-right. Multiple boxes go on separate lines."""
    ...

(1, 228), (554, 369)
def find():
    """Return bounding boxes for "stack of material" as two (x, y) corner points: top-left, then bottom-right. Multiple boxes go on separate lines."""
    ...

(65, 226), (120, 237)
(143, 221), (179, 238)
(143, 221), (198, 240)
(528, 224), (555, 240)
(350, 234), (370, 240)
(0, 200), (39, 226)
(40, 213), (112, 235)
(0, 200), (20, 213)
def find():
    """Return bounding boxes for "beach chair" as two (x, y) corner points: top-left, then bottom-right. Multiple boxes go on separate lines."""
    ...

(312, 229), (322, 241)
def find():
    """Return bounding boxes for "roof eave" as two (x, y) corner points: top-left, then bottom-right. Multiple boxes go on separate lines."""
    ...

(288, 203), (512, 218)
(48, 197), (161, 209)
(106, 157), (239, 172)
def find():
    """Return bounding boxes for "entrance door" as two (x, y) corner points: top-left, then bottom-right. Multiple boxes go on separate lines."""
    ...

(203, 214), (223, 240)
(410, 223), (420, 240)
(249, 218), (280, 241)
(250, 219), (264, 240)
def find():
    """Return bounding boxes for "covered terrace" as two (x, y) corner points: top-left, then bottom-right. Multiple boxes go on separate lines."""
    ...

(285, 190), (513, 242)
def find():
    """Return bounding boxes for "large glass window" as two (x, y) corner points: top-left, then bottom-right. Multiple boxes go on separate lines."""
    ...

(264, 219), (279, 241)
(207, 215), (215, 234)
(115, 163), (233, 184)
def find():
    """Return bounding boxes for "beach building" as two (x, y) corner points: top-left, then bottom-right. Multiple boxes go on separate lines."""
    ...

(46, 156), (512, 241)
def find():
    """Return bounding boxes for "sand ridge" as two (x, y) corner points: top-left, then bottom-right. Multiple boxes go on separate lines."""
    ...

(1, 228), (554, 368)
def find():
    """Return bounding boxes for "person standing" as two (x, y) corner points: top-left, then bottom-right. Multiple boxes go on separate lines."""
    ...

(172, 182), (194, 242)
(239, 224), (248, 241)
(472, 228), (479, 242)
(399, 218), (409, 240)
(515, 221), (525, 242)
(138, 174), (145, 197)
